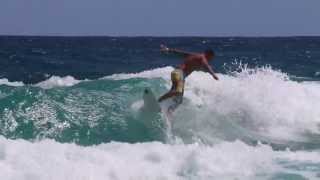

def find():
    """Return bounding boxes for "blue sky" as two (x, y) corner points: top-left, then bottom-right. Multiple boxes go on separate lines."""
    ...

(0, 0), (319, 36)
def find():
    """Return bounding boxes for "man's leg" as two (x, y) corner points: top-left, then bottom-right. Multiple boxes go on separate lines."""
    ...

(159, 69), (184, 103)
(167, 95), (183, 114)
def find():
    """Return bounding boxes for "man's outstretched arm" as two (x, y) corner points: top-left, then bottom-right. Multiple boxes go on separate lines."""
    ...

(160, 44), (195, 57)
(203, 60), (219, 80)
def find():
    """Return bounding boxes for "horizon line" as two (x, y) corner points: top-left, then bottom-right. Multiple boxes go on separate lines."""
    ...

(1, 34), (320, 38)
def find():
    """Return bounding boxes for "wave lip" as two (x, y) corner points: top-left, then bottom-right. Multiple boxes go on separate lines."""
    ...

(0, 67), (172, 89)
(103, 66), (173, 80)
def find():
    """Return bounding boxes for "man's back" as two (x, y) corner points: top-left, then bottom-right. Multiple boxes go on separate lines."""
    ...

(179, 54), (207, 77)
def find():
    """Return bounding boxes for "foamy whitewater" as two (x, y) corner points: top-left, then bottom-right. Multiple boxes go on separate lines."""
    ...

(1, 66), (320, 179)
(1, 137), (320, 180)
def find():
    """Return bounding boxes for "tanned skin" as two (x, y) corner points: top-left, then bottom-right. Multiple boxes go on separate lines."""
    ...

(158, 45), (219, 102)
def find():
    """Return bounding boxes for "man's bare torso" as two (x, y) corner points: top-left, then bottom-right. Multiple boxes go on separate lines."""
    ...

(179, 54), (207, 77)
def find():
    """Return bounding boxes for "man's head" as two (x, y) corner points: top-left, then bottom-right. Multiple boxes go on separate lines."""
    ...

(204, 49), (215, 60)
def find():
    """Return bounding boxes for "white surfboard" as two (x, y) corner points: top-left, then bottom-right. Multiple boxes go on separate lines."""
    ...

(142, 87), (161, 113)
(141, 88), (172, 132)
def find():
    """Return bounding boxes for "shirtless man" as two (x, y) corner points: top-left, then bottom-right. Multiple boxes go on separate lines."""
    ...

(158, 44), (219, 114)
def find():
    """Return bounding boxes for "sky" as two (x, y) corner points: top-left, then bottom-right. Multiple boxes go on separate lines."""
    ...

(0, 0), (319, 36)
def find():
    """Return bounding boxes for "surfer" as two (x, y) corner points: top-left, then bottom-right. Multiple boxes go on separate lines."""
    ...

(158, 44), (219, 114)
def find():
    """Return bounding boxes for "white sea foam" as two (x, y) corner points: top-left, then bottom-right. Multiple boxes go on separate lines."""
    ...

(0, 137), (319, 180)
(35, 76), (82, 89)
(0, 78), (24, 87)
(177, 67), (320, 142)
(0, 76), (82, 89)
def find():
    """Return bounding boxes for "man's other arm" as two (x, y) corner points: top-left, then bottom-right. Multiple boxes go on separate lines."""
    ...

(202, 59), (219, 80)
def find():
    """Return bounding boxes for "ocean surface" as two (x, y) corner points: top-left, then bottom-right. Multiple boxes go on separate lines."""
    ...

(0, 36), (320, 179)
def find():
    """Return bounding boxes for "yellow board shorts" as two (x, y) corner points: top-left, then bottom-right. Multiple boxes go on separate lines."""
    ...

(169, 69), (185, 112)
(171, 69), (185, 94)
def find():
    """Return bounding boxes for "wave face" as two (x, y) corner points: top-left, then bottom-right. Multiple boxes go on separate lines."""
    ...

(0, 66), (320, 148)
(0, 73), (168, 144)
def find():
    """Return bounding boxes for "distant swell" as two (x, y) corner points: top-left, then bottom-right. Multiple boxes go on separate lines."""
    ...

(0, 78), (24, 87)
(35, 76), (82, 89)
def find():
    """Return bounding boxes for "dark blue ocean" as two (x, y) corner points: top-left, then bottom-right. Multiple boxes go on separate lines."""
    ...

(0, 36), (320, 179)
(1, 36), (320, 83)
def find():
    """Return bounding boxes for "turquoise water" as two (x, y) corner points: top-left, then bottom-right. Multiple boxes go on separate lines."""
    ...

(0, 77), (168, 144)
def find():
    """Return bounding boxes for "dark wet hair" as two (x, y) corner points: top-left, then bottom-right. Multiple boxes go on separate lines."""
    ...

(204, 49), (215, 57)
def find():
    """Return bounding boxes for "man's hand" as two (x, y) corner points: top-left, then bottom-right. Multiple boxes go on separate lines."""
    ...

(160, 44), (170, 53)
